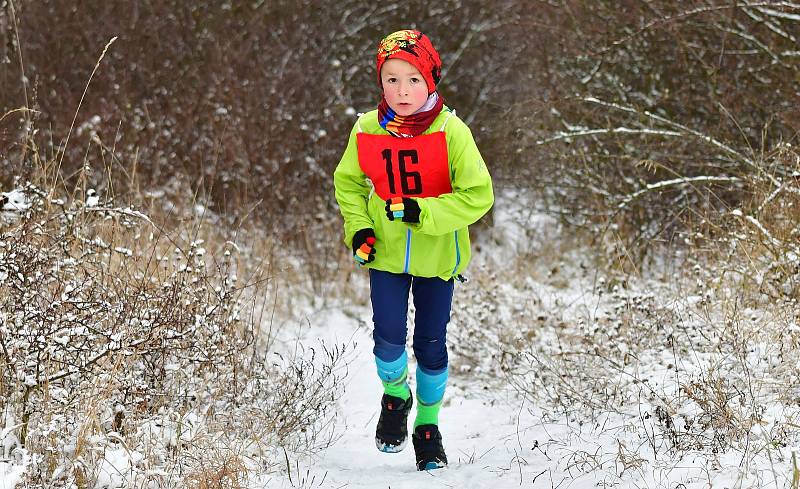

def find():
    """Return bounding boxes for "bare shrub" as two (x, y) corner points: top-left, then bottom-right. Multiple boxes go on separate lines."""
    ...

(0, 179), (348, 486)
(502, 2), (800, 258)
(496, 9), (800, 458)
(717, 145), (800, 302)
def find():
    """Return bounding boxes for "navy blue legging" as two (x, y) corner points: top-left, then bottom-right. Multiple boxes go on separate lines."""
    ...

(369, 269), (454, 374)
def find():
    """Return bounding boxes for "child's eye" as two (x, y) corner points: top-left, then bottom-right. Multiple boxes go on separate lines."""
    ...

(410, 77), (420, 83)
(386, 77), (397, 83)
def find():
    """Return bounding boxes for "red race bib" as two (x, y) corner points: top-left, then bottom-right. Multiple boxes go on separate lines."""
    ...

(357, 132), (451, 201)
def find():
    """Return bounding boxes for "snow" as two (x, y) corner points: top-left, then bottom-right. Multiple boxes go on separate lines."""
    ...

(92, 446), (143, 489)
(250, 304), (793, 489)
(1, 189), (32, 223)
(250, 307), (549, 488)
(0, 461), (26, 489)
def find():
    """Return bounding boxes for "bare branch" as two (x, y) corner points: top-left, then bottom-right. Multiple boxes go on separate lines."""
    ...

(617, 175), (742, 209)
(536, 127), (682, 145)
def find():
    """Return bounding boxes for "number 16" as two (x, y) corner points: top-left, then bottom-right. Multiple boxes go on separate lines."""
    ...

(381, 149), (422, 195)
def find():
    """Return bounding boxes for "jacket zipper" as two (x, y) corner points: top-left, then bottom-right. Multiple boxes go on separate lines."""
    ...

(403, 228), (412, 274)
(451, 230), (461, 276)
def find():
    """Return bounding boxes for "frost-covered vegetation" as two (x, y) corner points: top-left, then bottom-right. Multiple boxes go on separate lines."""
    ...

(2, 0), (799, 487)
(0, 181), (349, 487)
(449, 174), (800, 484)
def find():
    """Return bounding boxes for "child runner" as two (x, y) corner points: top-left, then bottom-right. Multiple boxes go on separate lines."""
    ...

(333, 29), (494, 471)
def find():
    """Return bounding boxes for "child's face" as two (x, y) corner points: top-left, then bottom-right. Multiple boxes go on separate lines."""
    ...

(380, 58), (430, 117)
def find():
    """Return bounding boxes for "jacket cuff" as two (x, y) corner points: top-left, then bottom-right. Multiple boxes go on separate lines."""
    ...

(407, 199), (428, 232)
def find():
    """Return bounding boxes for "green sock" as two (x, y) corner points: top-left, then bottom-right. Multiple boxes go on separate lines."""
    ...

(382, 366), (411, 401)
(414, 399), (442, 428)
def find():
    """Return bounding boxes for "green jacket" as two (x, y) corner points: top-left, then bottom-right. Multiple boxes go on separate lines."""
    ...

(333, 107), (494, 281)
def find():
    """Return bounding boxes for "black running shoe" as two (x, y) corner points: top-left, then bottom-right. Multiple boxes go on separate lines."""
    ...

(375, 393), (413, 453)
(412, 424), (448, 470)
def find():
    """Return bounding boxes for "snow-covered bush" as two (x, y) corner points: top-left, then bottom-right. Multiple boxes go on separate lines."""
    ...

(0, 184), (347, 487)
(494, 252), (800, 463)
(497, 267), (799, 462)
(721, 144), (800, 302)
(490, 6), (800, 463)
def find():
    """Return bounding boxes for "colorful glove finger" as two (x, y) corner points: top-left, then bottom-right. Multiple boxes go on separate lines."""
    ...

(352, 228), (377, 265)
(385, 197), (421, 223)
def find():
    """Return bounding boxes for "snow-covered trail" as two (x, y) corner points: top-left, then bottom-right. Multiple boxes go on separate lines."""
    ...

(268, 306), (549, 489)
(263, 297), (779, 489)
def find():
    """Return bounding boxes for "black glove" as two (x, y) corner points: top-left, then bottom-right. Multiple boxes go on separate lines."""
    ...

(352, 228), (376, 265)
(385, 197), (421, 224)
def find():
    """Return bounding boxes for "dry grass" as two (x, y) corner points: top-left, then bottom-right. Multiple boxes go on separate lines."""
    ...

(183, 453), (249, 489)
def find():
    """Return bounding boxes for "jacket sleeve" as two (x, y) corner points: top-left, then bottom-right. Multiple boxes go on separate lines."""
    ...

(413, 116), (494, 236)
(333, 121), (374, 247)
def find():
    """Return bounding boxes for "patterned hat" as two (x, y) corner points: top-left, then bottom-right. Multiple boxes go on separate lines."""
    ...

(376, 30), (442, 94)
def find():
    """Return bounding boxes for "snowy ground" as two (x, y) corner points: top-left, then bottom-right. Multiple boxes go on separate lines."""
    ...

(2, 300), (794, 488)
(255, 305), (548, 489)
(254, 300), (795, 489)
